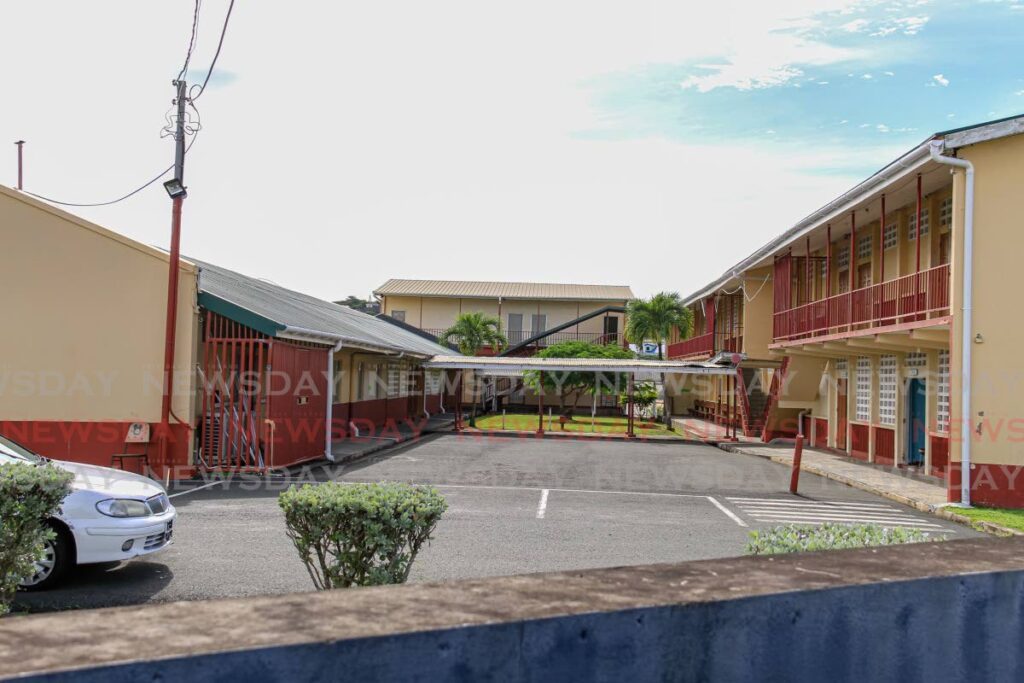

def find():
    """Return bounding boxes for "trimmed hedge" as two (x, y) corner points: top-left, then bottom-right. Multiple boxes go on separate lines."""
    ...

(279, 482), (447, 589)
(0, 462), (74, 615)
(745, 523), (937, 556)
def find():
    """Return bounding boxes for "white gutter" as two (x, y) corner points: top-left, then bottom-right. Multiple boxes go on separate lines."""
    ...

(324, 339), (344, 462)
(929, 140), (975, 506)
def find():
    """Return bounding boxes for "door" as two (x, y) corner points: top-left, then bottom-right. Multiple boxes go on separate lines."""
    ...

(603, 315), (619, 343)
(907, 379), (926, 466)
(835, 378), (848, 450)
(507, 313), (523, 344)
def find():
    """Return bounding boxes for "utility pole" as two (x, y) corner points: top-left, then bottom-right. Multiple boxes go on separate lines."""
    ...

(157, 79), (189, 476)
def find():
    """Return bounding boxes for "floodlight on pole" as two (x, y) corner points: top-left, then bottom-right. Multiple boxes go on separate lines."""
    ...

(163, 178), (187, 199)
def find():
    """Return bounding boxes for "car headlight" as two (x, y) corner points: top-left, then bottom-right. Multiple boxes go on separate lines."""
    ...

(96, 498), (151, 518)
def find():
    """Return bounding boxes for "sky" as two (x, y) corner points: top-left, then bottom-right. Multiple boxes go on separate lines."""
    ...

(2, 1), (1023, 301)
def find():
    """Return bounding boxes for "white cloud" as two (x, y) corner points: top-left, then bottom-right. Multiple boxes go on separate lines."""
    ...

(876, 124), (890, 132)
(817, 80), (830, 85)
(841, 18), (870, 32)
(883, 70), (895, 76)
(862, 73), (873, 79)
(932, 73), (950, 86)
(1016, 90), (1024, 96)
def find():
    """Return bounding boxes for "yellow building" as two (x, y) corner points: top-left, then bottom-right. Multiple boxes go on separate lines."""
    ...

(374, 279), (634, 354)
(0, 185), (454, 479)
(670, 114), (1024, 508)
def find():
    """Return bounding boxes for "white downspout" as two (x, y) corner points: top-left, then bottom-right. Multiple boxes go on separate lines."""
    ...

(325, 339), (344, 462)
(929, 140), (974, 506)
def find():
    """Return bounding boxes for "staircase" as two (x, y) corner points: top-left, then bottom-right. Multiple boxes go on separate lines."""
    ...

(738, 368), (771, 437)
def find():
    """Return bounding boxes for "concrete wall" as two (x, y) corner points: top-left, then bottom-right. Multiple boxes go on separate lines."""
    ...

(5, 537), (1024, 682)
(948, 133), (1024, 504)
(380, 295), (626, 339)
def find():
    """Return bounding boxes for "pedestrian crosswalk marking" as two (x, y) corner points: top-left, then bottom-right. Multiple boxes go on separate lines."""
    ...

(727, 496), (954, 533)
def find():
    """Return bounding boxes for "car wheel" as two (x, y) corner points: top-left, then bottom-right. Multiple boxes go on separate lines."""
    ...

(20, 523), (72, 591)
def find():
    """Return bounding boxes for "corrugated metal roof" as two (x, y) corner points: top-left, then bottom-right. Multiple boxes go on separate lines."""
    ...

(423, 355), (736, 376)
(195, 261), (456, 358)
(374, 279), (634, 301)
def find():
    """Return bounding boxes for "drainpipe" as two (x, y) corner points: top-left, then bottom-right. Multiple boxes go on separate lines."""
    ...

(929, 140), (974, 506)
(797, 409), (810, 438)
(324, 339), (344, 462)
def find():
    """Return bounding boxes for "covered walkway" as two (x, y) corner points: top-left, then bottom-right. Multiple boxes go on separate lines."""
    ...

(423, 355), (741, 439)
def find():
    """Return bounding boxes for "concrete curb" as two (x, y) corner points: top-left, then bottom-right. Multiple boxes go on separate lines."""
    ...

(716, 442), (1024, 538)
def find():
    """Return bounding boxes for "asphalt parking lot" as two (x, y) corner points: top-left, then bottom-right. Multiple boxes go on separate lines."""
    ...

(15, 433), (979, 613)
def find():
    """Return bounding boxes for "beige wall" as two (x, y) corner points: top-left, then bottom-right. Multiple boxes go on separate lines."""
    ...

(0, 187), (198, 423)
(381, 295), (626, 339)
(951, 133), (1024, 467)
(741, 266), (774, 358)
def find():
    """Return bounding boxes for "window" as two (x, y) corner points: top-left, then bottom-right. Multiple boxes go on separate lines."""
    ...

(387, 364), (401, 397)
(856, 233), (873, 260)
(359, 362), (380, 400)
(879, 355), (897, 426)
(855, 357), (871, 422)
(883, 222), (898, 250)
(905, 352), (927, 368)
(837, 245), (850, 269)
(908, 208), (930, 240)
(531, 314), (547, 335)
(937, 350), (950, 433)
(425, 370), (443, 395)
(939, 196), (953, 230)
(391, 310), (406, 323)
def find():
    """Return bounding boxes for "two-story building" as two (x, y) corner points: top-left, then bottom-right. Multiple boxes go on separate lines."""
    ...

(373, 279), (633, 354)
(669, 114), (1024, 508)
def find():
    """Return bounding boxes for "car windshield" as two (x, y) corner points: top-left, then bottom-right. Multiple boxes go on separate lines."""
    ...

(0, 435), (43, 465)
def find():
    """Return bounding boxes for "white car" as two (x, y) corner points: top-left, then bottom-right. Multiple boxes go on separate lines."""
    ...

(0, 434), (176, 590)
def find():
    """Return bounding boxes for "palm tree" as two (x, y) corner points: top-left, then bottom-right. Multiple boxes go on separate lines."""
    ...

(625, 292), (694, 429)
(625, 292), (693, 360)
(440, 313), (508, 424)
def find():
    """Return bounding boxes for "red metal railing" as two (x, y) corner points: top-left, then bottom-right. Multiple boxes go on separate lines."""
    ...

(773, 264), (950, 342)
(666, 332), (714, 359)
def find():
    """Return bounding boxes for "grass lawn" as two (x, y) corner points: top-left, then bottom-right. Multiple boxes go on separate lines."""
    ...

(951, 506), (1024, 534)
(470, 413), (684, 438)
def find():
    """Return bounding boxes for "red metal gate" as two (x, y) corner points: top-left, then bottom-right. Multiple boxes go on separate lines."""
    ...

(199, 313), (271, 472)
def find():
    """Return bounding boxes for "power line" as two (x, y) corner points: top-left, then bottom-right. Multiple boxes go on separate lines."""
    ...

(191, 0), (235, 101)
(23, 135), (198, 208)
(176, 0), (203, 81)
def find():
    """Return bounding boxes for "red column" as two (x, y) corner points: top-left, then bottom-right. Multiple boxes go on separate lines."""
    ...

(915, 174), (923, 274)
(848, 212), (856, 329)
(826, 223), (832, 329)
(879, 194), (886, 283)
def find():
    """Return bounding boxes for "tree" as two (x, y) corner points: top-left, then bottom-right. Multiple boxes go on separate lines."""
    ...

(439, 312), (507, 355)
(619, 381), (658, 419)
(625, 292), (693, 360)
(336, 296), (373, 313)
(625, 292), (693, 428)
(440, 313), (508, 424)
(523, 340), (635, 415)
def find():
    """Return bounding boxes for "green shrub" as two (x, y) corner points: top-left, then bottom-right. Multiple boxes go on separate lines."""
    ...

(745, 523), (938, 556)
(0, 462), (74, 615)
(279, 482), (447, 589)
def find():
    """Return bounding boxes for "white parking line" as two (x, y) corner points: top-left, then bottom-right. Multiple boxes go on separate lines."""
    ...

(537, 489), (549, 519)
(168, 480), (226, 498)
(706, 496), (748, 527)
(728, 496), (952, 532)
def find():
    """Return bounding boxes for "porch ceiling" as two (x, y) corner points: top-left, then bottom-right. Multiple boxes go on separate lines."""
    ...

(771, 320), (951, 357)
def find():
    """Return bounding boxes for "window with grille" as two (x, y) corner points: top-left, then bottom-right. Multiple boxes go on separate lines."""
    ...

(387, 364), (400, 397)
(856, 233), (873, 260)
(908, 208), (930, 240)
(937, 350), (950, 433)
(837, 245), (849, 269)
(883, 222), (898, 250)
(360, 363), (381, 400)
(879, 355), (897, 426)
(391, 310), (406, 322)
(855, 357), (871, 422)
(939, 196), (953, 230)
(425, 370), (442, 394)
(905, 352), (927, 368)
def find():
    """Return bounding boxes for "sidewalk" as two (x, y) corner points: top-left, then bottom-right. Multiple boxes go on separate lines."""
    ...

(671, 416), (760, 443)
(717, 441), (949, 510)
(328, 414), (456, 465)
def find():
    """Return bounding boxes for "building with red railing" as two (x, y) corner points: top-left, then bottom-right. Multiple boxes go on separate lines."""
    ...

(669, 114), (1024, 508)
